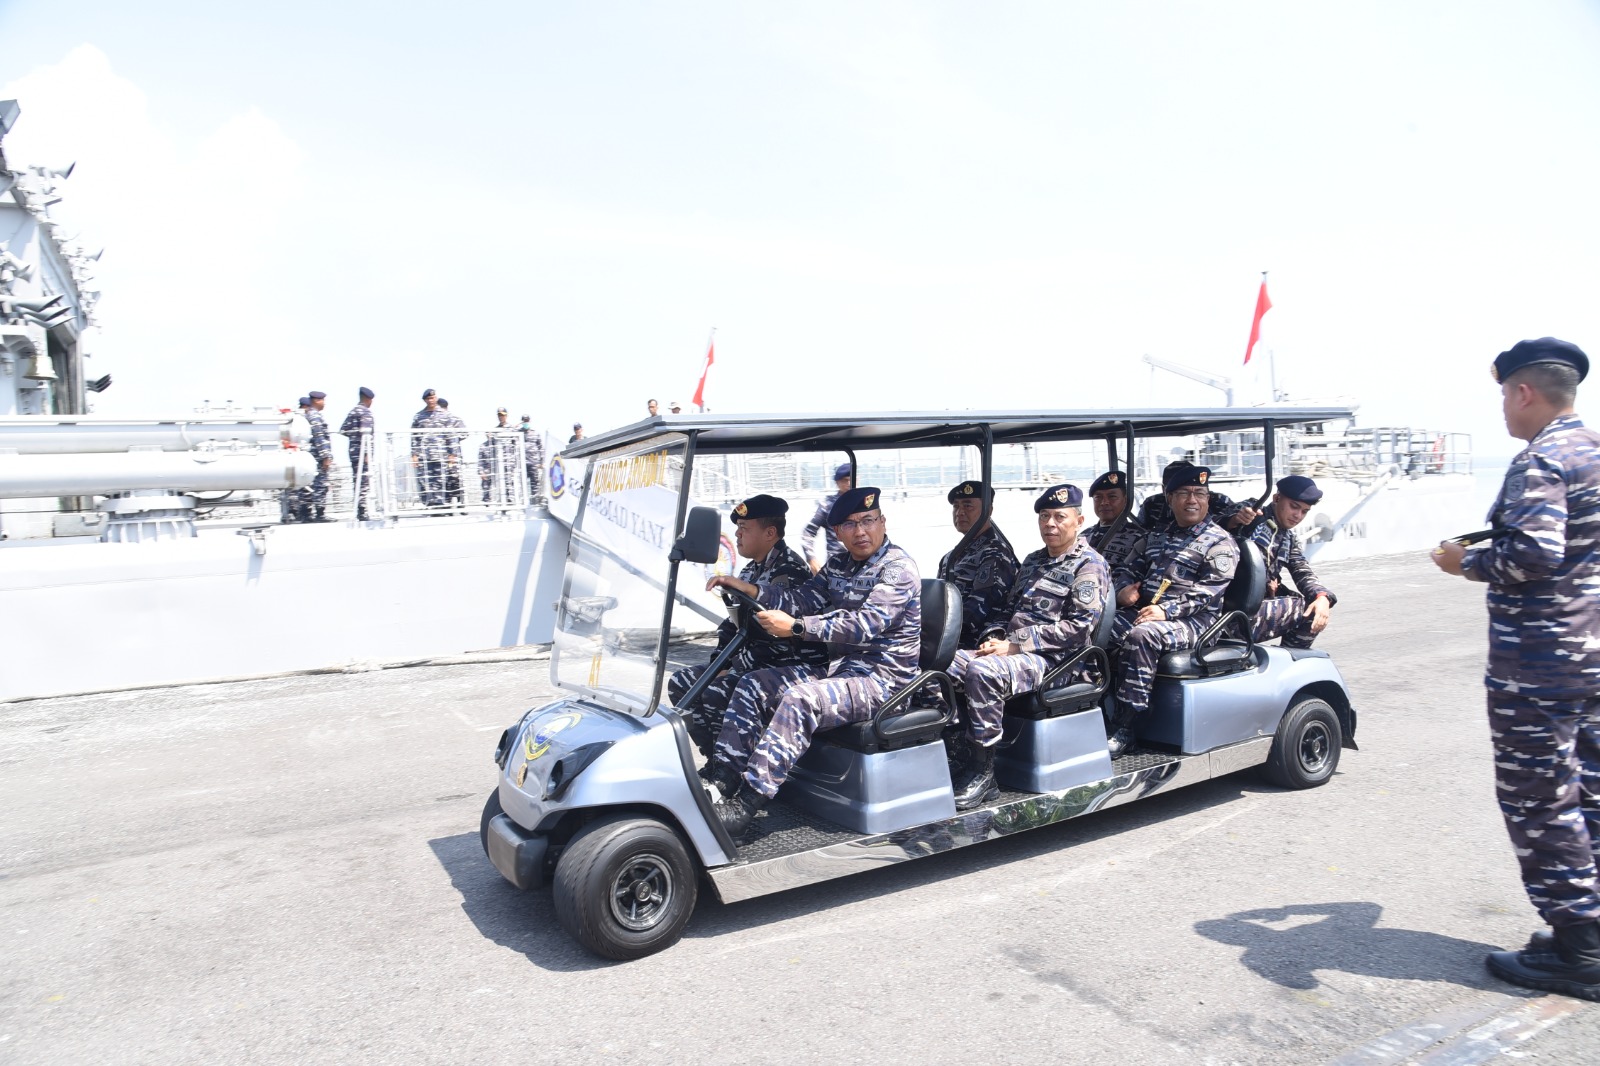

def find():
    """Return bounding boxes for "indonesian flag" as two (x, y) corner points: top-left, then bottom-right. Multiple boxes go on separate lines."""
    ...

(1244, 276), (1271, 365)
(691, 333), (715, 410)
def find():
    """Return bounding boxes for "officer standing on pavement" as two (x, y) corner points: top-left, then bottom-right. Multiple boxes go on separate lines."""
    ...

(1084, 471), (1147, 570)
(667, 495), (829, 754)
(1246, 475), (1335, 648)
(1109, 465), (1238, 756)
(340, 387), (375, 520)
(945, 484), (1110, 809)
(938, 480), (1020, 648)
(1431, 337), (1600, 1001)
(802, 462), (853, 572)
(703, 487), (921, 839)
(303, 391), (332, 522)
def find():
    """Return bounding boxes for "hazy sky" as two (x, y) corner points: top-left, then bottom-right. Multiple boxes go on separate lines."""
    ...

(2, 1), (1597, 452)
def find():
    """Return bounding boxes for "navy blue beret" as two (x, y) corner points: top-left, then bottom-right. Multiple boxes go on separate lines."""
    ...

(359, 387), (375, 399)
(833, 462), (853, 481)
(1034, 483), (1083, 511)
(829, 486), (883, 524)
(731, 494), (788, 523)
(422, 388), (436, 400)
(1164, 465), (1212, 491)
(1276, 475), (1323, 504)
(1492, 338), (1588, 384)
(947, 480), (992, 503)
(297, 396), (310, 407)
(1089, 471), (1130, 495)
(308, 391), (326, 400)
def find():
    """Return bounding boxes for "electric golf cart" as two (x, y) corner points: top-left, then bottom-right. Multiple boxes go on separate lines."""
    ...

(480, 409), (1358, 960)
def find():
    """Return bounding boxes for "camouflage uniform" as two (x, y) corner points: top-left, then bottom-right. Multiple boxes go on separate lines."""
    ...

(668, 539), (827, 736)
(524, 430), (545, 500)
(947, 538), (1111, 747)
(1462, 413), (1600, 928)
(441, 410), (468, 507)
(1139, 490), (1236, 529)
(299, 407), (332, 516)
(938, 523), (1021, 648)
(802, 492), (843, 565)
(477, 431), (522, 504)
(1111, 517), (1238, 715)
(713, 540), (921, 798)
(1246, 516), (1334, 648)
(339, 404), (375, 515)
(410, 406), (453, 507)
(1084, 513), (1148, 571)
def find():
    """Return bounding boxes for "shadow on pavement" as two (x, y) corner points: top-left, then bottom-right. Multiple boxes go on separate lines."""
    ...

(1195, 901), (1503, 990)
(427, 831), (611, 973)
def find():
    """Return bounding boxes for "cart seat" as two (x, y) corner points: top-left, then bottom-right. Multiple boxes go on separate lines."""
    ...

(1004, 589), (1117, 720)
(819, 578), (961, 754)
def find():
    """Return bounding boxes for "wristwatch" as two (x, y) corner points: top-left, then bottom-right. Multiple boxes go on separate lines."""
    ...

(791, 619), (806, 637)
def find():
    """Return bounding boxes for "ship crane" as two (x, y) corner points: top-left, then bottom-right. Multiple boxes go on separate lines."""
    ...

(1142, 353), (1234, 408)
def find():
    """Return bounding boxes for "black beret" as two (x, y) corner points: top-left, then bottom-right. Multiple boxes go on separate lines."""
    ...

(946, 480), (992, 503)
(1164, 465), (1212, 491)
(359, 386), (375, 399)
(833, 462), (853, 481)
(731, 494), (788, 523)
(1276, 475), (1323, 504)
(1492, 337), (1588, 384)
(1034, 483), (1082, 511)
(829, 486), (883, 524)
(438, 398), (449, 407)
(297, 396), (310, 407)
(308, 390), (326, 400)
(1089, 471), (1129, 495)
(421, 388), (436, 399)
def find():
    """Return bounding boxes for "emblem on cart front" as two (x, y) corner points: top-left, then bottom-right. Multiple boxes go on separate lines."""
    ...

(524, 711), (583, 762)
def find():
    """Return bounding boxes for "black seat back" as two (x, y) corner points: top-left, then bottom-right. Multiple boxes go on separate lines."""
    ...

(921, 578), (962, 672)
(1221, 538), (1267, 616)
(1092, 589), (1116, 649)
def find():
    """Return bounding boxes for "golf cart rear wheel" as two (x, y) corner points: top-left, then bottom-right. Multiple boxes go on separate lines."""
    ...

(479, 789), (504, 856)
(553, 815), (698, 961)
(1264, 697), (1341, 789)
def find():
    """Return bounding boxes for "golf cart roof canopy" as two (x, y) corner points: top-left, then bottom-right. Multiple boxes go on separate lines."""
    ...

(563, 406), (1359, 459)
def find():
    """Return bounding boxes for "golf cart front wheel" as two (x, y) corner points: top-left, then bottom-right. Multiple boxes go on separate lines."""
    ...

(1264, 697), (1341, 789)
(553, 815), (699, 961)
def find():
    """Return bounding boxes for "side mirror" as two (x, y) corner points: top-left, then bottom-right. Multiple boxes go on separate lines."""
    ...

(671, 505), (721, 564)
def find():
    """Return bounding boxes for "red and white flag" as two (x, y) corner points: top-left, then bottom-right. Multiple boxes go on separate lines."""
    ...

(1243, 275), (1272, 365)
(691, 332), (715, 411)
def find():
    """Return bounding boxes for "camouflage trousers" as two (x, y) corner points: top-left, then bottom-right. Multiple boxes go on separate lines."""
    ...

(1487, 691), (1600, 927)
(947, 648), (1051, 747)
(415, 458), (447, 507)
(1112, 609), (1208, 714)
(348, 448), (371, 512)
(1250, 595), (1318, 649)
(297, 467), (330, 513)
(667, 664), (741, 751)
(714, 665), (889, 799)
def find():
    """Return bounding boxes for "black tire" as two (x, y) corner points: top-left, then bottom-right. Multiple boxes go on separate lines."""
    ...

(479, 789), (504, 857)
(1264, 697), (1342, 789)
(552, 815), (699, 961)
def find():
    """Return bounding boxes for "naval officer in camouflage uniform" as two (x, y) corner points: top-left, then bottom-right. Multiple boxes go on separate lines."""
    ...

(938, 480), (1020, 648)
(1432, 338), (1600, 1001)
(704, 487), (921, 838)
(1246, 475), (1335, 648)
(437, 399), (468, 508)
(801, 462), (854, 573)
(1084, 470), (1147, 570)
(340, 387), (375, 520)
(301, 390), (333, 522)
(667, 494), (828, 753)
(1110, 465), (1238, 756)
(945, 483), (1110, 809)
(410, 389), (452, 508)
(521, 416), (545, 500)
(1139, 461), (1237, 529)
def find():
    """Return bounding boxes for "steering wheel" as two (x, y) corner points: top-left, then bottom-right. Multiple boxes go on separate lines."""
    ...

(719, 586), (765, 629)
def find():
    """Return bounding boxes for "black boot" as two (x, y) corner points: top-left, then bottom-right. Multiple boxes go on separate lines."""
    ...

(1105, 699), (1138, 758)
(313, 507), (328, 523)
(356, 505), (369, 521)
(1486, 920), (1600, 1002)
(716, 786), (768, 841)
(698, 759), (740, 799)
(952, 741), (999, 811)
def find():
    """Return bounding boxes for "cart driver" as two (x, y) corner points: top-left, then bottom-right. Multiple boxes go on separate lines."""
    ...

(938, 480), (1019, 648)
(945, 484), (1111, 809)
(667, 494), (827, 754)
(1083, 471), (1147, 569)
(703, 487), (922, 839)
(1244, 475), (1336, 648)
(1108, 465), (1238, 756)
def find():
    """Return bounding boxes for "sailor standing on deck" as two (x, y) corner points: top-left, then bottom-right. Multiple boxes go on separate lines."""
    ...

(802, 462), (853, 573)
(301, 391), (333, 522)
(1431, 337), (1600, 1001)
(410, 389), (451, 508)
(340, 387), (375, 520)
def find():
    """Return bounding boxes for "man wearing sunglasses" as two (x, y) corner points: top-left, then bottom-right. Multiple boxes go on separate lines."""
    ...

(703, 487), (921, 838)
